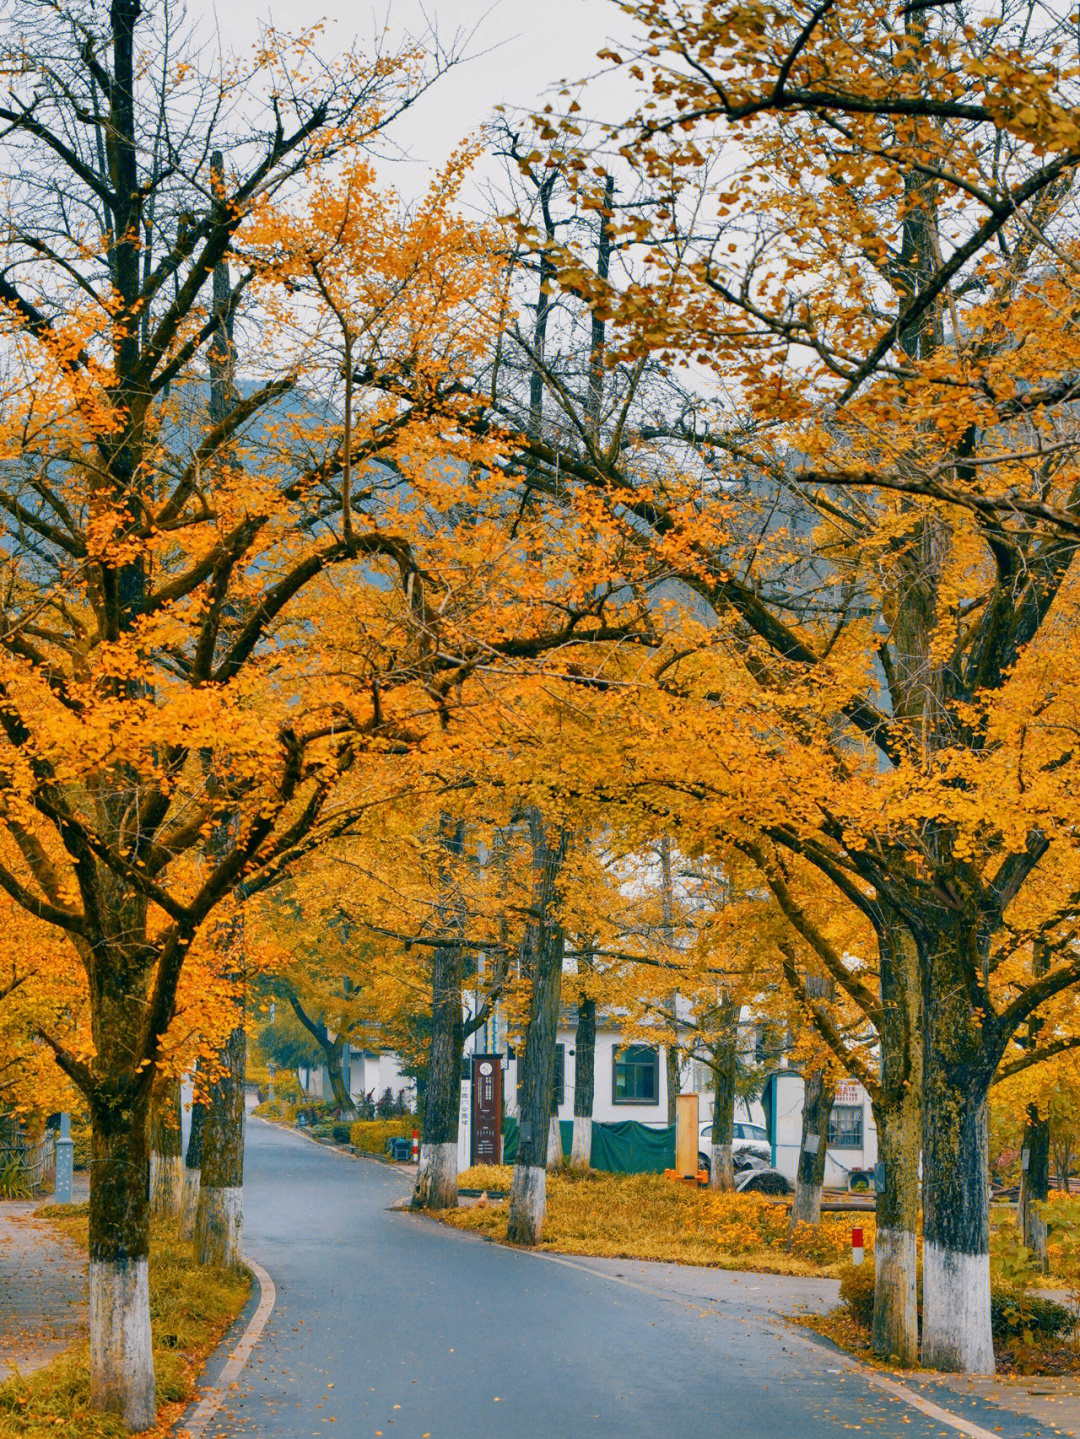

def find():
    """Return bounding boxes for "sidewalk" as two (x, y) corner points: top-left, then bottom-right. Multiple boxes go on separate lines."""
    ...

(0, 1176), (88, 1383)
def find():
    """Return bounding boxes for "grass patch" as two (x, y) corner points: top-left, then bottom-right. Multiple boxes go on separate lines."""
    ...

(437, 1169), (870, 1276)
(458, 1164), (513, 1191)
(0, 1210), (250, 1437)
(347, 1119), (417, 1154)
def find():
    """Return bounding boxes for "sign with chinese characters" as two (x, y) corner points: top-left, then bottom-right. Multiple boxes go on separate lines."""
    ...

(471, 1054), (503, 1165)
(834, 1080), (863, 1105)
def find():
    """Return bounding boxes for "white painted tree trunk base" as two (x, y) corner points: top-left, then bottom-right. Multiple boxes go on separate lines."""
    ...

(150, 1152), (184, 1221)
(180, 1167), (201, 1241)
(873, 1226), (919, 1365)
(546, 1115), (564, 1172)
(569, 1117), (592, 1169)
(195, 1185), (244, 1269)
(921, 1242), (994, 1373)
(709, 1142), (734, 1191)
(412, 1143), (458, 1210)
(89, 1256), (156, 1431)
(507, 1164), (546, 1245)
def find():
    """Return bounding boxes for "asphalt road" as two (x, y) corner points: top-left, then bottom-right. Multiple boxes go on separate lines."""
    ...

(189, 1117), (1058, 1439)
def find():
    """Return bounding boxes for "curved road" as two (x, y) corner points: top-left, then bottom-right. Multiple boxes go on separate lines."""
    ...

(188, 1118), (1053, 1439)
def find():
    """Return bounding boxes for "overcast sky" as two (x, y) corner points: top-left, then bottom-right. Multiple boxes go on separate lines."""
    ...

(204, 0), (635, 199)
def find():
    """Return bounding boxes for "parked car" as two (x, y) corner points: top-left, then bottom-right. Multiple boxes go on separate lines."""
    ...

(694, 1121), (792, 1191)
(735, 1165), (792, 1195)
(697, 1120), (770, 1175)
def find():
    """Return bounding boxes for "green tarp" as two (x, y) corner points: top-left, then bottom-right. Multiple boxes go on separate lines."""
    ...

(590, 1120), (675, 1174)
(499, 1117), (675, 1173)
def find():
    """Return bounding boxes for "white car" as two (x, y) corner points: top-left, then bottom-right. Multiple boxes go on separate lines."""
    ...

(699, 1120), (770, 1156)
(697, 1120), (791, 1193)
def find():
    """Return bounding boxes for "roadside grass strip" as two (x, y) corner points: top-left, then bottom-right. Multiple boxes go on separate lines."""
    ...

(0, 1206), (250, 1438)
(439, 1169), (870, 1276)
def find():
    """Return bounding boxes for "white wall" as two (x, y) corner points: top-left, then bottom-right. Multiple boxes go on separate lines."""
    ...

(347, 1050), (416, 1109)
(502, 1025), (672, 1126)
(767, 1071), (877, 1185)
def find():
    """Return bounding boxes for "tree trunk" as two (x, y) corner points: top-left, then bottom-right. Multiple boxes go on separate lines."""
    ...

(872, 919), (922, 1367)
(1017, 940), (1051, 1271)
(1018, 1104), (1050, 1272)
(507, 922), (564, 1243)
(788, 1069), (835, 1233)
(324, 1036), (358, 1119)
(872, 1089), (921, 1364)
(920, 923), (994, 1374)
(149, 1077), (184, 1221)
(709, 1001), (738, 1192)
(547, 1114), (564, 1171)
(412, 939), (463, 1211)
(570, 995), (595, 1170)
(666, 1043), (680, 1126)
(195, 1022), (246, 1268)
(181, 1098), (204, 1241)
(89, 1083), (156, 1431)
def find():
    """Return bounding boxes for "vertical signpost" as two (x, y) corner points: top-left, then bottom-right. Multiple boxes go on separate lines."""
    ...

(676, 1091), (700, 1179)
(54, 1113), (73, 1205)
(471, 1055), (503, 1166)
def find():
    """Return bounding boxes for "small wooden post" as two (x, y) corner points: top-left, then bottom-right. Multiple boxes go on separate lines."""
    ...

(676, 1091), (700, 1179)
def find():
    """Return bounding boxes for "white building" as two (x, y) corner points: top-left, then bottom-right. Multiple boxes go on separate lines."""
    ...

(295, 1048), (416, 1110)
(466, 1014), (879, 1187)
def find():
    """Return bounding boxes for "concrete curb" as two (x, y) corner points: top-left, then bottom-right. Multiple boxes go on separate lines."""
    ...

(177, 1255), (276, 1439)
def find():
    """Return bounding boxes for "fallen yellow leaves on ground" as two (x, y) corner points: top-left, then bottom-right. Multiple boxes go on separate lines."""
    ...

(440, 1170), (872, 1276)
(0, 1206), (249, 1438)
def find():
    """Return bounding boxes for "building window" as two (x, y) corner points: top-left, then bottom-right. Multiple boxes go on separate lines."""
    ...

(828, 1104), (864, 1149)
(552, 1044), (565, 1113)
(613, 1045), (659, 1105)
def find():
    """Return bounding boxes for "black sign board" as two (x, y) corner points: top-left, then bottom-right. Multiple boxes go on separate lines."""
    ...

(471, 1054), (503, 1165)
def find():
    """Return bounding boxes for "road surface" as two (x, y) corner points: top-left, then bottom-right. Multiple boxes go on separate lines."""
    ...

(188, 1118), (1063, 1439)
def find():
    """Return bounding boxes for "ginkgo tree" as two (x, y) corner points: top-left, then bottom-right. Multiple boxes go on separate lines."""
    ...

(473, 0), (1080, 1375)
(0, 2), (654, 1426)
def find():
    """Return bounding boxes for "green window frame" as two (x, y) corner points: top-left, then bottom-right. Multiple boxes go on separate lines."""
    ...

(613, 1044), (660, 1105)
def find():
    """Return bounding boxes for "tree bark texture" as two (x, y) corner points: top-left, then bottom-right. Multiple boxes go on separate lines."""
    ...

(285, 989), (358, 1119)
(709, 1001), (739, 1192)
(547, 1114), (564, 1171)
(872, 1090), (921, 1364)
(788, 1068), (835, 1233)
(412, 939), (463, 1211)
(1018, 1105), (1050, 1272)
(89, 1078), (156, 1431)
(871, 920), (922, 1367)
(149, 1077), (184, 1222)
(570, 995), (596, 1169)
(413, 816), (468, 1210)
(508, 816), (569, 1246)
(195, 1021), (246, 1269)
(181, 1098), (205, 1241)
(920, 923), (994, 1374)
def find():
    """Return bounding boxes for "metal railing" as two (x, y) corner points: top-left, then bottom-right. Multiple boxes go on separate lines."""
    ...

(0, 1134), (56, 1196)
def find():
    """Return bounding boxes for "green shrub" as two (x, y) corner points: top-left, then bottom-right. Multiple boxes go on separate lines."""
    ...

(349, 1118), (418, 1154)
(839, 1260), (1076, 1345)
(331, 1124), (352, 1144)
(0, 1155), (31, 1200)
(839, 1261), (876, 1328)
(992, 1288), (1076, 1341)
